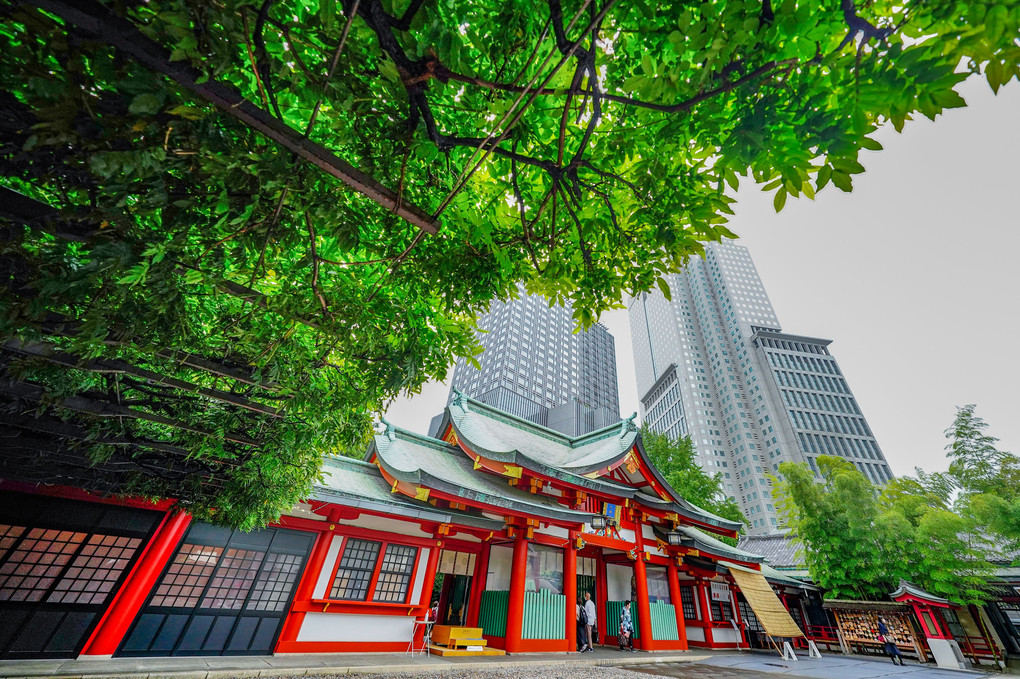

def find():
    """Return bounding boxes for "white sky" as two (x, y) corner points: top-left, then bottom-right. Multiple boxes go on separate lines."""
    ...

(386, 76), (1020, 477)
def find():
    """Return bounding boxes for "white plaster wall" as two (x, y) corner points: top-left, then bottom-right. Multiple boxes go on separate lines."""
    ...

(487, 545), (513, 590)
(410, 547), (430, 603)
(340, 515), (431, 537)
(928, 638), (965, 669)
(616, 527), (637, 543)
(296, 612), (414, 643)
(607, 563), (632, 600)
(312, 535), (345, 599)
(641, 524), (657, 542)
(686, 626), (705, 642)
(538, 525), (569, 539)
(714, 627), (738, 643)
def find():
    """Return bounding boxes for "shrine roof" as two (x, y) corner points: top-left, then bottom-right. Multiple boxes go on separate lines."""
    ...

(889, 580), (954, 607)
(445, 392), (638, 473)
(658, 525), (765, 564)
(438, 395), (742, 533)
(314, 457), (504, 530)
(367, 426), (597, 524)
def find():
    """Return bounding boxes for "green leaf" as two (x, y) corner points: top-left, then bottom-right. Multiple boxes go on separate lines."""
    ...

(128, 93), (164, 115)
(656, 276), (672, 301)
(773, 187), (788, 212)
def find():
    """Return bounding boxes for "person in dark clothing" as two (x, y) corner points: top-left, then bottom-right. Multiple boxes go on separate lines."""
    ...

(878, 617), (906, 665)
(576, 595), (589, 652)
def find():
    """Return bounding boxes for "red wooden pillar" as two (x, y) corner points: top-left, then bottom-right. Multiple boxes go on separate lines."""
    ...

(596, 548), (609, 647)
(80, 510), (191, 656)
(667, 561), (688, 650)
(421, 543), (442, 605)
(633, 553), (652, 650)
(564, 533), (577, 652)
(415, 541), (443, 648)
(699, 579), (715, 646)
(466, 543), (490, 628)
(275, 525), (337, 649)
(504, 531), (529, 653)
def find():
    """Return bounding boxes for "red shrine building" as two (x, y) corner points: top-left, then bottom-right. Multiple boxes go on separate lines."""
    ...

(0, 394), (802, 659)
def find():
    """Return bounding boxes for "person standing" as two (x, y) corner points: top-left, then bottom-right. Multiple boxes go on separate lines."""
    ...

(576, 595), (589, 652)
(618, 600), (635, 652)
(878, 617), (906, 666)
(584, 591), (597, 652)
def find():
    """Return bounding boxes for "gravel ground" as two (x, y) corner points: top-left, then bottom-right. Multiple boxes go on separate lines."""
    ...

(325, 666), (667, 679)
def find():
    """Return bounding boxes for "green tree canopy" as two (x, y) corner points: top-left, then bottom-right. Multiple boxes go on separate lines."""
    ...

(640, 427), (744, 532)
(2, 0), (1019, 526)
(944, 405), (1020, 557)
(777, 451), (997, 606)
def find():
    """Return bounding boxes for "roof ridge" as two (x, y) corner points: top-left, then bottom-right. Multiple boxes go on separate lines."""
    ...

(385, 425), (459, 452)
(325, 455), (380, 469)
(456, 392), (634, 448)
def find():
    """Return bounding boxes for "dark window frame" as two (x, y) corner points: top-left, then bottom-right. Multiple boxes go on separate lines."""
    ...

(326, 538), (419, 604)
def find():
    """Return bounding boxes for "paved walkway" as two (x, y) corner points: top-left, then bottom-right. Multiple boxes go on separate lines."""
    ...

(0, 649), (993, 679)
(0, 648), (703, 679)
(631, 654), (994, 679)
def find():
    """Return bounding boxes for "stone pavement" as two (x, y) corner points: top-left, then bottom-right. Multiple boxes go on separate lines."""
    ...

(626, 654), (993, 679)
(0, 647), (703, 679)
(0, 649), (993, 679)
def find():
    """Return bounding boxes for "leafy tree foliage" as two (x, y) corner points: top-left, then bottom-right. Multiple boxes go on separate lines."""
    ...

(640, 427), (744, 531)
(1, 0), (1019, 526)
(944, 405), (1020, 556)
(776, 456), (911, 600)
(776, 406), (1018, 605)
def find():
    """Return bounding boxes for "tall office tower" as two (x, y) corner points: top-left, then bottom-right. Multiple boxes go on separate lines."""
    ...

(438, 290), (621, 437)
(629, 240), (893, 534)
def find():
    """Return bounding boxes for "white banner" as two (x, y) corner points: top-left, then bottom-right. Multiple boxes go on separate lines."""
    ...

(711, 581), (730, 602)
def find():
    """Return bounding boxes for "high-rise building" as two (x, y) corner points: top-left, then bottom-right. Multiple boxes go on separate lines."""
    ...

(629, 240), (893, 534)
(437, 290), (620, 437)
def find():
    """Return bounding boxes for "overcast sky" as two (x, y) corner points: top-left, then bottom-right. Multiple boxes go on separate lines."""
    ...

(386, 75), (1020, 477)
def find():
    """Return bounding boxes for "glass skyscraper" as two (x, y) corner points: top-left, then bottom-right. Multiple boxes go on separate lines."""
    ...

(629, 240), (893, 534)
(440, 289), (620, 437)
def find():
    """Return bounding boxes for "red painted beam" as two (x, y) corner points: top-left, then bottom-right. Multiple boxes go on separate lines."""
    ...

(80, 510), (190, 656)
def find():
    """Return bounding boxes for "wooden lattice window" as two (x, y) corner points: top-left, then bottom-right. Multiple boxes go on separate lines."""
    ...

(47, 534), (142, 605)
(200, 548), (266, 610)
(246, 552), (304, 612)
(679, 586), (698, 619)
(372, 544), (418, 603)
(149, 543), (223, 608)
(0, 528), (87, 602)
(329, 539), (381, 601)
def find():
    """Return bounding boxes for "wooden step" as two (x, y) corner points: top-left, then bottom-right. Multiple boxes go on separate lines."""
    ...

(449, 637), (487, 648)
(431, 625), (485, 647)
(428, 643), (505, 657)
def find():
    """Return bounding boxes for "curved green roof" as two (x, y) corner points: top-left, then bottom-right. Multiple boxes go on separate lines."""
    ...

(315, 456), (504, 531)
(369, 426), (596, 524)
(433, 394), (743, 533)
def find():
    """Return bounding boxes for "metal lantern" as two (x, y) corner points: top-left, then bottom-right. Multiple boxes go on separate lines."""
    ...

(590, 514), (607, 530)
(667, 531), (684, 546)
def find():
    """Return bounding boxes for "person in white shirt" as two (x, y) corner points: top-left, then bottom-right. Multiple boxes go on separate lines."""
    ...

(583, 591), (597, 652)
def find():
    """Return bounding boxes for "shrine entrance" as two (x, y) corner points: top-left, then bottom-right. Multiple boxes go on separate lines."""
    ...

(435, 550), (476, 625)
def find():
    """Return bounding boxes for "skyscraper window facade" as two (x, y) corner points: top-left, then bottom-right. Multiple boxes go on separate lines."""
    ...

(443, 289), (620, 437)
(629, 240), (893, 534)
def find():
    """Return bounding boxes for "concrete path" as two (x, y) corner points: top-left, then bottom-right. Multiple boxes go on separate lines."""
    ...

(0, 647), (705, 679)
(676, 654), (991, 679)
(0, 649), (992, 679)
